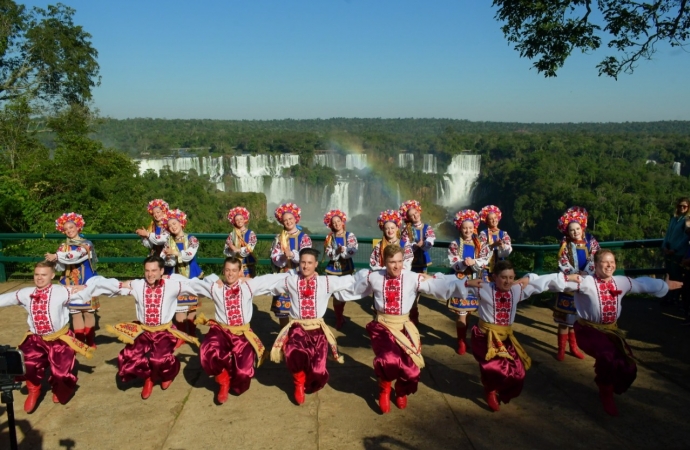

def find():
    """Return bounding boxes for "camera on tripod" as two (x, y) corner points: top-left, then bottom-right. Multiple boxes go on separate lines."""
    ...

(0, 345), (25, 382)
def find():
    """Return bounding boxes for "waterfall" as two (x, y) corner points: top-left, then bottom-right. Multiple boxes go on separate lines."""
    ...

(673, 161), (681, 175)
(398, 153), (415, 170)
(327, 181), (350, 214)
(135, 156), (227, 182)
(355, 182), (365, 215)
(267, 177), (295, 205)
(439, 154), (481, 208)
(345, 154), (367, 170)
(314, 154), (345, 170)
(422, 154), (437, 174)
(320, 186), (330, 210)
(202, 156), (225, 182)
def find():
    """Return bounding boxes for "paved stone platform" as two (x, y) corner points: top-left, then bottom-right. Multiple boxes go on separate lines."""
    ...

(0, 279), (689, 450)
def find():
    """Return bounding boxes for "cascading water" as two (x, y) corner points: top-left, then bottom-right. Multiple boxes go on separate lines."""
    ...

(327, 181), (350, 214)
(673, 162), (681, 175)
(438, 154), (481, 208)
(346, 154), (367, 170)
(355, 182), (365, 215)
(398, 153), (415, 170)
(422, 154), (437, 174)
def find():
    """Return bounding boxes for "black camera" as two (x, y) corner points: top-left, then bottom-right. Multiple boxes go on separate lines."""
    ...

(0, 346), (26, 379)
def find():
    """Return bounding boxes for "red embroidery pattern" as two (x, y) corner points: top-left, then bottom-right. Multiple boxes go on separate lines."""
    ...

(493, 289), (512, 325)
(30, 287), (54, 335)
(383, 275), (402, 315)
(143, 280), (165, 326)
(298, 276), (317, 319)
(596, 277), (618, 324)
(224, 283), (244, 326)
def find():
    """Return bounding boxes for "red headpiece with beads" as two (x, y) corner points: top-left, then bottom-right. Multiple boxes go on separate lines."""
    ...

(479, 205), (502, 223)
(377, 210), (402, 230)
(166, 208), (188, 229)
(227, 207), (250, 226)
(453, 209), (479, 230)
(55, 212), (85, 233)
(147, 199), (169, 215)
(274, 203), (301, 224)
(399, 200), (422, 222)
(557, 206), (588, 234)
(323, 209), (347, 228)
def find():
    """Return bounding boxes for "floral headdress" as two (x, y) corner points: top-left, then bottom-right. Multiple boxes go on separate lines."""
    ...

(399, 200), (422, 222)
(377, 210), (402, 230)
(479, 205), (502, 223)
(323, 209), (347, 228)
(147, 199), (169, 215)
(166, 208), (188, 229)
(557, 206), (588, 234)
(274, 203), (301, 224)
(227, 207), (250, 227)
(55, 212), (85, 233)
(453, 209), (479, 230)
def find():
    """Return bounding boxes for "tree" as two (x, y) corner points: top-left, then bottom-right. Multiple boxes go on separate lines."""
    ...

(492, 0), (690, 78)
(0, 0), (100, 106)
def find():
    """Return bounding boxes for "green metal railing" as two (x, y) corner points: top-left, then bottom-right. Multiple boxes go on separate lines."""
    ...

(0, 233), (666, 282)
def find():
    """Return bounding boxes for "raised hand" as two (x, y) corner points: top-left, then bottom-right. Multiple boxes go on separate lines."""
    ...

(667, 280), (683, 290)
(466, 279), (483, 288)
(512, 277), (529, 288)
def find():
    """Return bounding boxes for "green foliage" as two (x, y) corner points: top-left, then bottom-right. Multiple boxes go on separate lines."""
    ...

(285, 163), (336, 187)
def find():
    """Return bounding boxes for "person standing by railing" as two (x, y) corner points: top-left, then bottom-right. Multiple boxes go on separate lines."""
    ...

(399, 199), (436, 326)
(44, 212), (100, 348)
(135, 199), (170, 256)
(322, 209), (358, 330)
(661, 197), (690, 306)
(224, 206), (257, 278)
(369, 210), (413, 271)
(553, 207), (599, 361)
(478, 205), (512, 274)
(270, 203), (312, 329)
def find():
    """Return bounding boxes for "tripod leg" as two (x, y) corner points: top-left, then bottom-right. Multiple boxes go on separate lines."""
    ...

(1, 390), (19, 450)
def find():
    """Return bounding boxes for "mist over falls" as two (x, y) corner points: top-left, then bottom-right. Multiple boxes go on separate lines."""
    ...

(134, 153), (481, 236)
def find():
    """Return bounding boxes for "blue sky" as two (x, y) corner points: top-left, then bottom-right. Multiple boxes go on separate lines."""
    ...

(23, 0), (690, 122)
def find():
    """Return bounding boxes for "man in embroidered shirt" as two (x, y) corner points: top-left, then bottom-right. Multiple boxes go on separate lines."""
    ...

(98, 255), (202, 400)
(268, 248), (355, 405)
(562, 249), (682, 416)
(0, 261), (111, 413)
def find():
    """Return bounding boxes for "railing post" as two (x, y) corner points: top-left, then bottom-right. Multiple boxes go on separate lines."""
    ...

(0, 241), (6, 283)
(534, 249), (545, 274)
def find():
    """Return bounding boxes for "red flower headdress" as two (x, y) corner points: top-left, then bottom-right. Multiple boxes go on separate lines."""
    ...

(479, 205), (502, 223)
(55, 212), (85, 233)
(557, 206), (588, 234)
(147, 199), (169, 215)
(166, 208), (188, 229)
(399, 200), (422, 222)
(323, 209), (347, 228)
(453, 209), (479, 230)
(274, 203), (301, 224)
(227, 207), (250, 227)
(377, 210), (402, 230)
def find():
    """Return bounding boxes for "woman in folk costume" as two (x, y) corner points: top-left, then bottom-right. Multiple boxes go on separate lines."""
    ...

(399, 199), (436, 326)
(478, 205), (512, 274)
(135, 199), (170, 256)
(270, 203), (312, 328)
(224, 206), (257, 278)
(369, 210), (413, 271)
(454, 260), (574, 412)
(323, 209), (358, 330)
(447, 209), (492, 355)
(553, 206), (600, 361)
(562, 250), (681, 416)
(162, 208), (204, 341)
(44, 213), (100, 348)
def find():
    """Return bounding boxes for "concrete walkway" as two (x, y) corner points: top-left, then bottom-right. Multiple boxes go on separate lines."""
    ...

(0, 280), (689, 450)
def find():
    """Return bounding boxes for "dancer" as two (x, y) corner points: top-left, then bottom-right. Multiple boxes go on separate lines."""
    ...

(0, 262), (110, 412)
(100, 256), (201, 399)
(563, 249), (681, 416)
(323, 209), (358, 330)
(191, 258), (289, 403)
(135, 199), (170, 256)
(447, 209), (492, 355)
(163, 208), (203, 341)
(453, 260), (574, 412)
(399, 199), (436, 325)
(335, 244), (458, 413)
(269, 248), (355, 405)
(370, 209), (413, 271)
(479, 205), (512, 273)
(44, 212), (99, 348)
(224, 206), (257, 278)
(270, 202), (312, 328)
(553, 206), (599, 361)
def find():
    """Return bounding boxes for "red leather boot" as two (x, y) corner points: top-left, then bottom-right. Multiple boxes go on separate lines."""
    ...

(293, 371), (306, 405)
(597, 382), (619, 416)
(141, 378), (154, 399)
(378, 379), (392, 414)
(484, 387), (500, 412)
(456, 323), (467, 355)
(84, 327), (97, 349)
(73, 328), (86, 345)
(556, 333), (568, 361)
(568, 329), (585, 359)
(215, 369), (231, 404)
(24, 380), (42, 413)
(395, 394), (407, 410)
